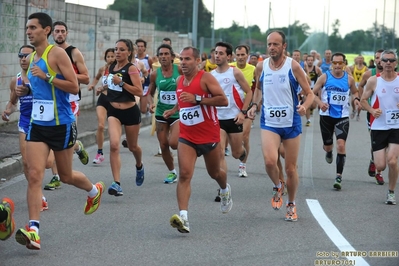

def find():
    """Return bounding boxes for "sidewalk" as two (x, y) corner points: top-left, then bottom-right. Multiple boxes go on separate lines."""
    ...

(0, 107), (152, 181)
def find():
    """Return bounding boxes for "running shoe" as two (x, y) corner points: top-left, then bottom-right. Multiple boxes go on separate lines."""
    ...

(93, 153), (105, 164)
(306, 121), (310, 127)
(164, 173), (177, 184)
(350, 110), (356, 119)
(334, 176), (342, 190)
(41, 198), (48, 212)
(108, 182), (123, 196)
(44, 175), (61, 190)
(356, 115), (360, 121)
(170, 214), (190, 233)
(375, 173), (385, 185)
(238, 165), (248, 177)
(15, 226), (40, 250)
(325, 151), (333, 164)
(122, 139), (128, 148)
(136, 164), (145, 186)
(214, 189), (221, 202)
(285, 203), (298, 222)
(220, 183), (233, 213)
(386, 192), (396, 205)
(271, 183), (284, 210)
(368, 160), (376, 177)
(76, 140), (89, 165)
(0, 198), (15, 241)
(84, 181), (105, 215)
(224, 148), (230, 156)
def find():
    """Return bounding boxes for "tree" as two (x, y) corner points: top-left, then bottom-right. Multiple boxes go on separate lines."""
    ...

(328, 19), (343, 52)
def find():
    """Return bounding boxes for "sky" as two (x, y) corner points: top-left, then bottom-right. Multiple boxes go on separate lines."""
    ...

(66, 0), (398, 37)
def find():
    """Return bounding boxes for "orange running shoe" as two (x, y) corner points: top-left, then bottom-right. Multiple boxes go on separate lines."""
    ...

(41, 198), (48, 212)
(285, 203), (298, 222)
(84, 181), (105, 215)
(271, 183), (284, 210)
(0, 197), (15, 241)
(15, 225), (40, 250)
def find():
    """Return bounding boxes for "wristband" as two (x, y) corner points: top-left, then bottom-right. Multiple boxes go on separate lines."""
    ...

(250, 102), (258, 109)
(354, 97), (360, 102)
(48, 76), (55, 84)
(27, 86), (31, 95)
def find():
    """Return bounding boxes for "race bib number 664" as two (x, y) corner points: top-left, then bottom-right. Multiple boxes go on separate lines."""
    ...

(179, 105), (204, 126)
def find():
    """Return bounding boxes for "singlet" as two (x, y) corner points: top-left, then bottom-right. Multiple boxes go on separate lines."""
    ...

(65, 45), (81, 102)
(155, 64), (180, 118)
(259, 57), (301, 128)
(16, 73), (33, 123)
(320, 59), (331, 74)
(308, 66), (318, 88)
(212, 67), (244, 120)
(229, 62), (255, 87)
(136, 54), (151, 86)
(27, 45), (74, 126)
(106, 61), (136, 103)
(204, 59), (217, 72)
(177, 70), (220, 144)
(370, 75), (399, 130)
(353, 65), (367, 83)
(319, 71), (351, 118)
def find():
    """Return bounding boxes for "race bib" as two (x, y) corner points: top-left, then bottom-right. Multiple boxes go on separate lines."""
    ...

(179, 105), (204, 126)
(330, 91), (347, 105)
(385, 109), (399, 124)
(160, 91), (177, 105)
(32, 99), (54, 121)
(265, 106), (291, 123)
(106, 74), (122, 92)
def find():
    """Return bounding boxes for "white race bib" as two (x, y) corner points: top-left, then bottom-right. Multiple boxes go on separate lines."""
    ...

(265, 106), (291, 123)
(179, 105), (204, 126)
(160, 91), (177, 105)
(385, 109), (399, 124)
(106, 74), (122, 92)
(32, 99), (54, 121)
(330, 91), (347, 105)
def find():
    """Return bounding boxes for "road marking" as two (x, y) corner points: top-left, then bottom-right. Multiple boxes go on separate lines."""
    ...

(306, 199), (370, 266)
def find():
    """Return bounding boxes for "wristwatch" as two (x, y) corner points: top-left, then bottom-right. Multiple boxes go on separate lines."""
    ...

(241, 110), (248, 115)
(119, 81), (125, 87)
(195, 94), (202, 104)
(45, 73), (51, 82)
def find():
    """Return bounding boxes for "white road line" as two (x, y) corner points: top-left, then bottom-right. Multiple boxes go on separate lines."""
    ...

(306, 199), (370, 266)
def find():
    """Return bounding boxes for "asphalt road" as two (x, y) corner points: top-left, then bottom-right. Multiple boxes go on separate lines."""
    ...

(0, 111), (398, 266)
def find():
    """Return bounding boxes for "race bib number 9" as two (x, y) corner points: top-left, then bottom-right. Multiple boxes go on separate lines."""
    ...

(179, 105), (204, 126)
(386, 109), (399, 124)
(160, 91), (177, 105)
(266, 106), (291, 123)
(32, 99), (54, 121)
(330, 91), (347, 105)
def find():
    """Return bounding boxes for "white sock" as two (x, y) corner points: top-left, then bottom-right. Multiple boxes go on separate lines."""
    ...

(42, 196), (46, 201)
(274, 182), (282, 189)
(179, 210), (188, 220)
(54, 174), (60, 181)
(88, 184), (98, 198)
(171, 169), (177, 175)
(240, 162), (246, 167)
(220, 185), (229, 194)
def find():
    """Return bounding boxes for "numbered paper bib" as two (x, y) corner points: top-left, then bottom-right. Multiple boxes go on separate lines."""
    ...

(180, 105), (204, 126)
(330, 91), (347, 105)
(106, 74), (122, 92)
(32, 99), (54, 121)
(160, 91), (177, 105)
(385, 109), (399, 124)
(266, 106), (291, 123)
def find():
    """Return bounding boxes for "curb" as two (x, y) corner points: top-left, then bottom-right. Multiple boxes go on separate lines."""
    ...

(0, 114), (152, 182)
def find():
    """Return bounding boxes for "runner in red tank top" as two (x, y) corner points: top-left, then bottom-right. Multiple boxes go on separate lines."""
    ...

(163, 46), (233, 233)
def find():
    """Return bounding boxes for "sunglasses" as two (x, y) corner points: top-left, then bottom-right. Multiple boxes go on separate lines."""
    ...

(332, 61), (344, 65)
(18, 53), (30, 59)
(381, 58), (397, 63)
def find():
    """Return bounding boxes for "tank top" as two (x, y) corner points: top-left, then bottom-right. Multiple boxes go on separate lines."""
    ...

(229, 62), (255, 87)
(155, 64), (180, 118)
(177, 70), (220, 144)
(136, 54), (151, 86)
(27, 45), (74, 126)
(319, 71), (351, 118)
(212, 67), (244, 120)
(308, 66), (318, 88)
(370, 75), (399, 130)
(320, 59), (331, 74)
(16, 73), (33, 123)
(353, 65), (367, 83)
(65, 45), (81, 102)
(106, 62), (136, 103)
(204, 59), (217, 72)
(259, 57), (301, 128)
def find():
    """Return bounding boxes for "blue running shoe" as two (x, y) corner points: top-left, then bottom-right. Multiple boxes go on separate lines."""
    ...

(136, 164), (145, 186)
(108, 182), (123, 196)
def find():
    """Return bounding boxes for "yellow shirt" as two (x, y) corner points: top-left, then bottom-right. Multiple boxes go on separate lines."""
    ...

(353, 65), (367, 83)
(204, 59), (217, 72)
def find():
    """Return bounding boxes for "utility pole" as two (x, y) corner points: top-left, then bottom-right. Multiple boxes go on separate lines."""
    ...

(211, 0), (215, 47)
(192, 0), (198, 47)
(393, 0), (397, 49)
(138, 0), (142, 36)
